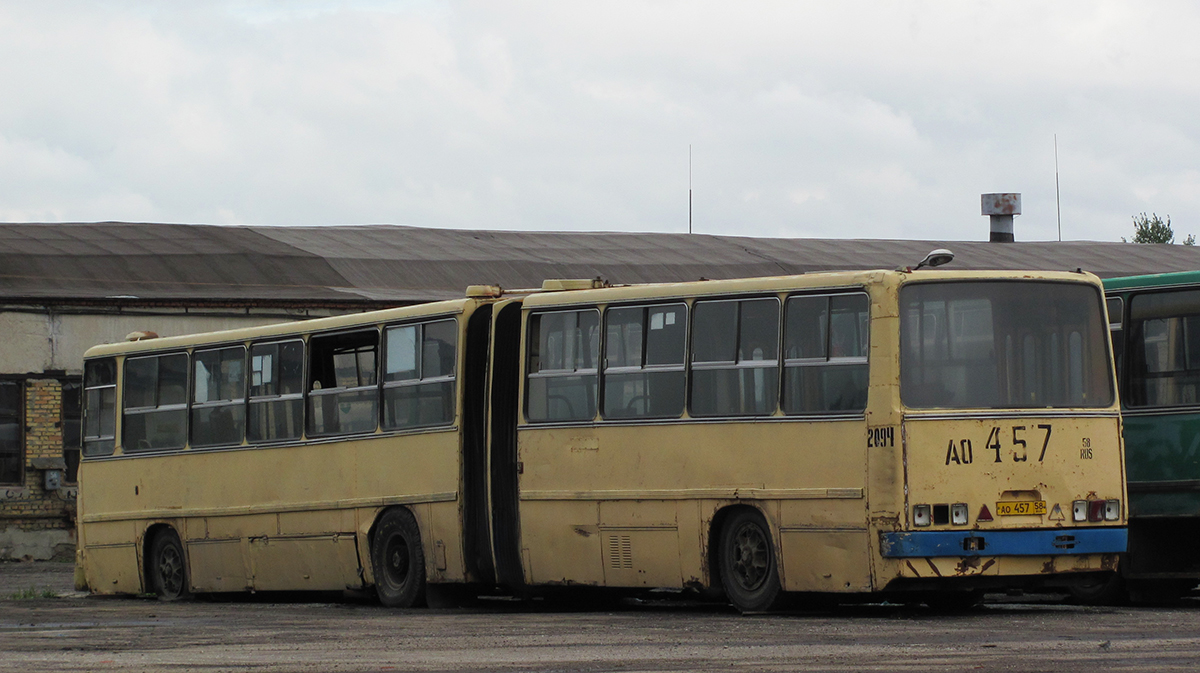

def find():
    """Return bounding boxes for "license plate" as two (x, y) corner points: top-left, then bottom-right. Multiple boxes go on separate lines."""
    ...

(996, 500), (1047, 516)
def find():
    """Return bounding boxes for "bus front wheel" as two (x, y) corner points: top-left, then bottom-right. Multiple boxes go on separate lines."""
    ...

(149, 529), (189, 601)
(718, 509), (782, 613)
(371, 508), (427, 608)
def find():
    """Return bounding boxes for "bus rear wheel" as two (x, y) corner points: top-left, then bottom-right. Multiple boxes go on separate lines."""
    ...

(371, 508), (427, 608)
(149, 529), (189, 601)
(718, 509), (782, 613)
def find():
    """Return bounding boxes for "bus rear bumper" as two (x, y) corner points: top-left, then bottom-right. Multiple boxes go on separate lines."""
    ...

(879, 527), (1127, 558)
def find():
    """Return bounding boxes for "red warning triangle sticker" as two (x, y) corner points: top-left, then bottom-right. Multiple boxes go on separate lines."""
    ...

(1048, 503), (1065, 521)
(977, 504), (994, 522)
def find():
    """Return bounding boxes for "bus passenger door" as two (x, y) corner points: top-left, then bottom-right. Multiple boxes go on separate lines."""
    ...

(461, 304), (496, 586)
(487, 299), (525, 589)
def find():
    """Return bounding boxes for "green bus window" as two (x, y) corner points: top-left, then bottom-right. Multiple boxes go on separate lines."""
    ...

(82, 358), (116, 456)
(526, 309), (600, 422)
(783, 293), (869, 414)
(308, 330), (379, 436)
(383, 318), (458, 430)
(602, 304), (687, 420)
(247, 340), (304, 443)
(192, 346), (247, 448)
(690, 298), (780, 417)
(123, 353), (188, 452)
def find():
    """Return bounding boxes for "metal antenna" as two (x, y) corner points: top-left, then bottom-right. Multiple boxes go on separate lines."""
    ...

(689, 144), (693, 235)
(1055, 134), (1062, 242)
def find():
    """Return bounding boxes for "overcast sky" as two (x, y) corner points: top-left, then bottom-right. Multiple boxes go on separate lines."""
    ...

(1, 1), (1197, 243)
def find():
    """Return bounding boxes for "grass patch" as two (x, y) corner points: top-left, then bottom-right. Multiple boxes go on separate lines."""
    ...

(8, 586), (58, 600)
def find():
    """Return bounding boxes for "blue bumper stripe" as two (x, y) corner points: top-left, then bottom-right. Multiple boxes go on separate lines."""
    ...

(879, 528), (1127, 558)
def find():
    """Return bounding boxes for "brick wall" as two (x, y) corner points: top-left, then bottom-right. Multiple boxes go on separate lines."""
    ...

(0, 378), (76, 536)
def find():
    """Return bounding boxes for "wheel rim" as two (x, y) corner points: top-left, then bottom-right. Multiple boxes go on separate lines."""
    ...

(383, 534), (411, 587)
(158, 544), (184, 597)
(730, 521), (770, 592)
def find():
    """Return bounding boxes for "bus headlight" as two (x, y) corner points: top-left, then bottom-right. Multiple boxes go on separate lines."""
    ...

(1104, 499), (1121, 521)
(951, 503), (969, 526)
(913, 504), (931, 527)
(1072, 500), (1088, 522)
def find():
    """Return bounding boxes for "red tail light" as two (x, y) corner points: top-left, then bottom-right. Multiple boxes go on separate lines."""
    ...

(1088, 499), (1105, 522)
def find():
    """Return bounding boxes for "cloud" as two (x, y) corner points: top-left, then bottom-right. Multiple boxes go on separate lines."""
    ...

(0, 1), (1198, 243)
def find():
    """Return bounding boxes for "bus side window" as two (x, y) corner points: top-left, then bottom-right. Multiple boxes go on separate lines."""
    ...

(1106, 296), (1124, 385)
(308, 330), (379, 436)
(602, 304), (686, 419)
(783, 293), (870, 414)
(123, 353), (189, 452)
(247, 340), (304, 443)
(1128, 290), (1200, 407)
(383, 318), (458, 429)
(82, 358), (117, 456)
(690, 298), (780, 417)
(192, 346), (247, 448)
(526, 309), (600, 422)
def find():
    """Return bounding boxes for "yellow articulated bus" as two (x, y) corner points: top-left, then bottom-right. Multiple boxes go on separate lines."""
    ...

(78, 267), (1127, 611)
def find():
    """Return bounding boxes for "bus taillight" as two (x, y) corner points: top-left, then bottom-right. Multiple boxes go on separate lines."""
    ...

(1075, 499), (1121, 522)
(913, 505), (931, 527)
(951, 503), (969, 526)
(1104, 499), (1121, 521)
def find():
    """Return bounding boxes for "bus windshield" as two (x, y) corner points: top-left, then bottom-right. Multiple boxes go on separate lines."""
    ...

(900, 281), (1113, 409)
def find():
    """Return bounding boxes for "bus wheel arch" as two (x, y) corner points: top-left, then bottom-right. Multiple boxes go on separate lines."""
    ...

(369, 506), (428, 608)
(710, 505), (783, 613)
(143, 524), (190, 601)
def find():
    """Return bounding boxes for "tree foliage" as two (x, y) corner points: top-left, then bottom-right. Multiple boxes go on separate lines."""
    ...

(1126, 212), (1175, 244)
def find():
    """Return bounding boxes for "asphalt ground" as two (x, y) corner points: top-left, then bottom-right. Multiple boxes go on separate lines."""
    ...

(5, 561), (1200, 672)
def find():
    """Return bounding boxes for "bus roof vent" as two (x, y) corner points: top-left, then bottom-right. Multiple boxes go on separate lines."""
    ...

(541, 277), (608, 292)
(465, 284), (503, 298)
(126, 331), (160, 342)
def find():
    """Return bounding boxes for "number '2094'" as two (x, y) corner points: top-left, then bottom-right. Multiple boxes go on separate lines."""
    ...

(945, 425), (1053, 465)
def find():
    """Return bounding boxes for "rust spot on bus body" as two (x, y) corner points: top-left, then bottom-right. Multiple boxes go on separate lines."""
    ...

(955, 556), (981, 575)
(871, 513), (902, 532)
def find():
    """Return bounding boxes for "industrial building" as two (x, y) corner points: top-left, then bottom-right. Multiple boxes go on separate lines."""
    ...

(3, 221), (1198, 559)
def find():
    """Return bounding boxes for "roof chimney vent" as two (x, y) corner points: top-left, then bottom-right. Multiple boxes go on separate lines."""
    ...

(982, 193), (1021, 242)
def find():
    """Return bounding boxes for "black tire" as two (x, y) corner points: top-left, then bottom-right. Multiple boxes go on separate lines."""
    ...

(1128, 579), (1193, 605)
(371, 508), (427, 608)
(149, 529), (189, 601)
(924, 589), (983, 611)
(718, 509), (782, 613)
(1068, 572), (1127, 605)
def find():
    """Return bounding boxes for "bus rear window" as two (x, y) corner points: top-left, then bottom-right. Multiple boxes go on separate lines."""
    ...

(900, 281), (1113, 409)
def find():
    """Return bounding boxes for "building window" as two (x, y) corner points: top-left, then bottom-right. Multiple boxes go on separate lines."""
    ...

(0, 380), (23, 485)
(61, 379), (82, 483)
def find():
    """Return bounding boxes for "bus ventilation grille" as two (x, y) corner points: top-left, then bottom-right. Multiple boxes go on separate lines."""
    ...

(609, 535), (633, 569)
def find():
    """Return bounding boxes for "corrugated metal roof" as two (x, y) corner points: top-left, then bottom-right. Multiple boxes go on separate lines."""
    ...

(2, 222), (1198, 305)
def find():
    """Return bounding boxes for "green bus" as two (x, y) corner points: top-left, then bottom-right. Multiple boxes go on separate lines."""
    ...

(1099, 270), (1200, 602)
